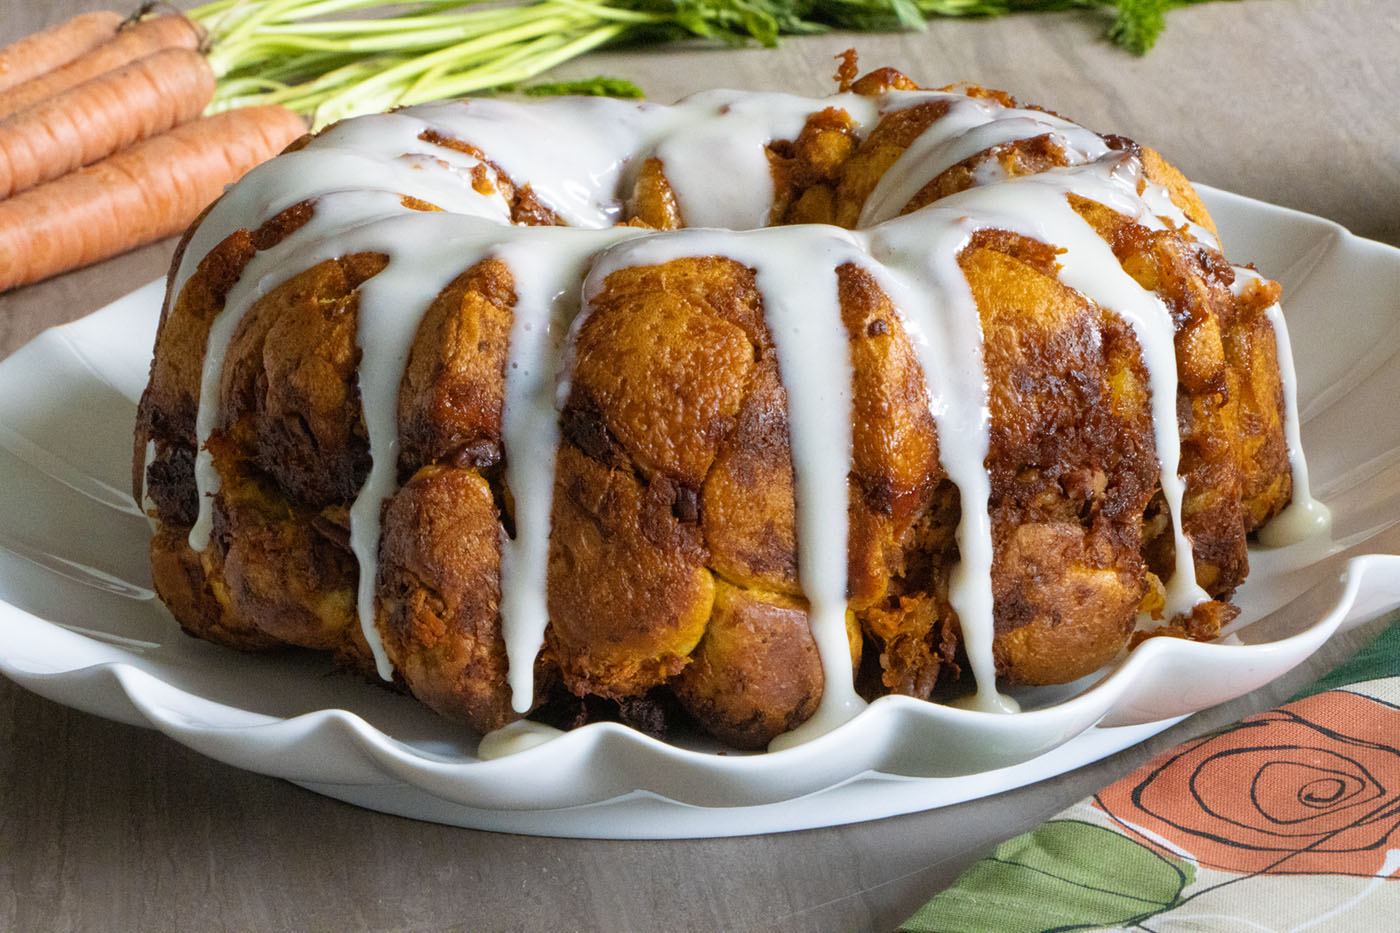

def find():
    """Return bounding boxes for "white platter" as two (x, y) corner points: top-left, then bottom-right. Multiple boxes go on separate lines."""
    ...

(3, 187), (1400, 838)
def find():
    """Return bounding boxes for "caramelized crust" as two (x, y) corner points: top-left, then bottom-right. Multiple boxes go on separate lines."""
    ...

(378, 464), (523, 731)
(219, 253), (383, 508)
(970, 241), (1156, 680)
(396, 258), (515, 472)
(672, 581), (860, 750)
(834, 100), (953, 228)
(631, 157), (683, 230)
(547, 443), (714, 697)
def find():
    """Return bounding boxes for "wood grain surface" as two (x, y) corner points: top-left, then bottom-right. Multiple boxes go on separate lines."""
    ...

(1, 0), (1397, 929)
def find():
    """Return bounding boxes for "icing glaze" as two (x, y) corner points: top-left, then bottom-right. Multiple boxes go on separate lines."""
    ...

(167, 82), (1320, 748)
(1231, 267), (1331, 547)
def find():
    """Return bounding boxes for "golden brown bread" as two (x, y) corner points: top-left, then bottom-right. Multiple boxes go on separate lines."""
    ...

(134, 64), (1296, 750)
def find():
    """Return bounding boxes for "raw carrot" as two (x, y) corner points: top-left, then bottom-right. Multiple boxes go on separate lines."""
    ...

(0, 14), (204, 120)
(0, 105), (306, 292)
(0, 48), (215, 199)
(0, 11), (123, 96)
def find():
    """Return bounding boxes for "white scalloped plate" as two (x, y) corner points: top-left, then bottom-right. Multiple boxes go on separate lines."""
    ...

(3, 187), (1400, 838)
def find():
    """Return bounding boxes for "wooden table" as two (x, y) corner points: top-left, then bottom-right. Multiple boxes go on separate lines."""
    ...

(2, 0), (1397, 928)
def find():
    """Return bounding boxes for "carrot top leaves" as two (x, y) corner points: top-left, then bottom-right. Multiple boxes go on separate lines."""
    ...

(189, 0), (1217, 126)
(520, 76), (646, 97)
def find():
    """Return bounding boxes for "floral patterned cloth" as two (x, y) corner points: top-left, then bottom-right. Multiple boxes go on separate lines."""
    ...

(902, 618), (1400, 931)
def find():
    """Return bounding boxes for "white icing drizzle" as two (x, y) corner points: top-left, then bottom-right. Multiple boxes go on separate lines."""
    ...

(748, 230), (868, 746)
(655, 91), (875, 229)
(927, 163), (1209, 621)
(167, 81), (1302, 749)
(182, 180), (639, 678)
(858, 95), (1110, 228)
(1138, 179), (1219, 251)
(477, 720), (565, 759)
(1231, 268), (1331, 546)
(493, 229), (647, 711)
(858, 158), (1214, 700)
(584, 226), (871, 748)
(863, 212), (1011, 714)
(186, 194), (443, 554)
(347, 221), (478, 678)
(408, 97), (663, 228)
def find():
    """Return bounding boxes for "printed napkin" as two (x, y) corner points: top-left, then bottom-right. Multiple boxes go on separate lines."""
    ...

(902, 618), (1400, 931)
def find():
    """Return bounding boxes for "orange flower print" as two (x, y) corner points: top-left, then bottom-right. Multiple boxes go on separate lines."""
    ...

(1097, 690), (1400, 876)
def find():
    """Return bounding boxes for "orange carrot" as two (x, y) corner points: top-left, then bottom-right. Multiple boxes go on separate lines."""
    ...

(0, 48), (215, 199)
(0, 106), (307, 292)
(0, 14), (203, 119)
(0, 11), (123, 96)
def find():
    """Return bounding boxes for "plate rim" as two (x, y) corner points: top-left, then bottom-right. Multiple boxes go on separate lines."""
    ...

(3, 185), (1400, 835)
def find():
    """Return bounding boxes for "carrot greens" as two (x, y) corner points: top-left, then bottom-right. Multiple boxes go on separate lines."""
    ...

(189, 0), (1217, 125)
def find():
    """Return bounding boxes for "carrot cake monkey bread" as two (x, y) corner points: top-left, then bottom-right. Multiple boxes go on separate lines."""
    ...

(134, 58), (1325, 751)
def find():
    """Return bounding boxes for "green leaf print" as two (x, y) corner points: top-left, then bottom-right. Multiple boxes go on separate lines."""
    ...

(901, 819), (1195, 932)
